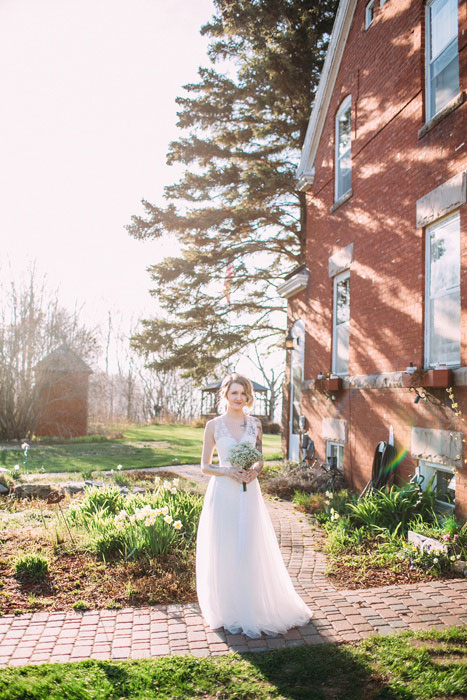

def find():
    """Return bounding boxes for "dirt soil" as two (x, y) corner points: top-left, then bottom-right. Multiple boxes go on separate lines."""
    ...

(0, 525), (196, 615)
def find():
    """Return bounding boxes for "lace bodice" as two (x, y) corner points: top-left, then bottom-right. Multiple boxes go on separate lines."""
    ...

(213, 414), (258, 466)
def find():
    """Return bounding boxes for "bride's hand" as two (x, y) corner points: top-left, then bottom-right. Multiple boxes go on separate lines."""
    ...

(244, 469), (258, 484)
(231, 469), (247, 483)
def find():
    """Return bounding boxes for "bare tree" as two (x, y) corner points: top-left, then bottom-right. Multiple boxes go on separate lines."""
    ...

(0, 266), (99, 439)
(250, 345), (284, 422)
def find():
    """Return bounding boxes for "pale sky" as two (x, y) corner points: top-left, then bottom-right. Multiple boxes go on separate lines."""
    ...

(0, 0), (215, 327)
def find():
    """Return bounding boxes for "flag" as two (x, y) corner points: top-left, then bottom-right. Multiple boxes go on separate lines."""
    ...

(224, 262), (234, 304)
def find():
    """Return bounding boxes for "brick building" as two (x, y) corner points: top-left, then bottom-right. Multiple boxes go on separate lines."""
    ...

(279, 0), (467, 519)
(35, 345), (93, 438)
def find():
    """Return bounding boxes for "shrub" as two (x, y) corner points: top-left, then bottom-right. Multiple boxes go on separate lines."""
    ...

(15, 553), (49, 581)
(70, 478), (203, 562)
(347, 481), (437, 535)
(263, 422), (282, 434)
(92, 530), (127, 561)
(68, 486), (125, 524)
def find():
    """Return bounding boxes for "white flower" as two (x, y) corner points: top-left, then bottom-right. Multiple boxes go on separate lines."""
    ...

(14, 464), (20, 471)
(173, 520), (182, 530)
(154, 508), (162, 516)
(161, 506), (169, 516)
(325, 491), (332, 498)
(433, 557), (439, 564)
(163, 515), (173, 524)
(154, 476), (161, 484)
(145, 516), (156, 527)
(21, 442), (29, 451)
(450, 555), (456, 562)
(173, 478), (179, 486)
(129, 514), (136, 523)
(170, 487), (177, 494)
(163, 480), (171, 490)
(135, 509), (145, 521)
(117, 464), (123, 471)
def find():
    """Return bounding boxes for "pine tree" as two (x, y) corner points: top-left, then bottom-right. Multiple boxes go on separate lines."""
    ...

(127, 0), (337, 382)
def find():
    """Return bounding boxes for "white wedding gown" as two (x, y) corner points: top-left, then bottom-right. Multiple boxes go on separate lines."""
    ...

(196, 413), (312, 638)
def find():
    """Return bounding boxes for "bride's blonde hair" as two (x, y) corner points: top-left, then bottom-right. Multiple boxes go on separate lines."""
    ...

(218, 373), (255, 413)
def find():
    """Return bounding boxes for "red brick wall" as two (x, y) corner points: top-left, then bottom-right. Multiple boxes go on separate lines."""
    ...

(286, 0), (467, 520)
(35, 371), (90, 438)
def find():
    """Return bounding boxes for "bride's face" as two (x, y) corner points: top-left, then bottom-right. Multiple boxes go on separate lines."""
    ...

(226, 382), (248, 411)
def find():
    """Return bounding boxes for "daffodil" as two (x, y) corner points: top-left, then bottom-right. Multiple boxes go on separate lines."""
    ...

(163, 515), (173, 524)
(161, 506), (169, 516)
(173, 478), (179, 487)
(170, 487), (177, 494)
(173, 520), (182, 530)
(117, 464), (123, 471)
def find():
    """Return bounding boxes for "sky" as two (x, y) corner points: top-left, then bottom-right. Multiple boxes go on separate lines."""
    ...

(0, 0), (215, 329)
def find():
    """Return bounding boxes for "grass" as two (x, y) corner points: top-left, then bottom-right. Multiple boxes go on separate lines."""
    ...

(0, 628), (465, 699)
(0, 424), (282, 474)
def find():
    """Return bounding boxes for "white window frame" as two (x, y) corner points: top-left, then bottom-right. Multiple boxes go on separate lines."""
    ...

(365, 0), (375, 28)
(425, 0), (459, 121)
(326, 441), (344, 472)
(334, 95), (352, 202)
(418, 460), (455, 512)
(424, 211), (461, 369)
(332, 269), (350, 376)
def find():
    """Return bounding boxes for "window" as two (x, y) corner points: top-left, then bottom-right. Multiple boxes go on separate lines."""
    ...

(425, 0), (459, 120)
(418, 460), (455, 511)
(332, 270), (350, 375)
(335, 96), (351, 201)
(365, 0), (375, 28)
(425, 212), (460, 368)
(326, 442), (344, 472)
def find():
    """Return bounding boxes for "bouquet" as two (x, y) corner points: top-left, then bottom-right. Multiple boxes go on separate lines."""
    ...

(227, 442), (262, 492)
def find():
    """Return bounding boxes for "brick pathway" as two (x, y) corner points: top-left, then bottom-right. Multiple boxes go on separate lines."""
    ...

(1, 468), (467, 667)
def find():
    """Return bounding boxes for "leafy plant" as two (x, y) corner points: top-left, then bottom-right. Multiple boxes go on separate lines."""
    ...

(72, 600), (91, 611)
(14, 553), (49, 581)
(347, 480), (437, 534)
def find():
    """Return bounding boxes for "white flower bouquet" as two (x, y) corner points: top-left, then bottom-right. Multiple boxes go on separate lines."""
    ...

(227, 441), (262, 492)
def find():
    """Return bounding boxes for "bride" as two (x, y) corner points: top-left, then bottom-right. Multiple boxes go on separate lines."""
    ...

(196, 372), (312, 639)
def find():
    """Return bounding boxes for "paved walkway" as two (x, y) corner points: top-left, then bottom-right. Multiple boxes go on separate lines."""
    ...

(1, 468), (467, 667)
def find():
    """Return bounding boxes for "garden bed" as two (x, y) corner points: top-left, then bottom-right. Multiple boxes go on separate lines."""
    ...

(0, 472), (201, 616)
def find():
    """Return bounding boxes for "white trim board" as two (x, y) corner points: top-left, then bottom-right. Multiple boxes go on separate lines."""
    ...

(297, 0), (358, 191)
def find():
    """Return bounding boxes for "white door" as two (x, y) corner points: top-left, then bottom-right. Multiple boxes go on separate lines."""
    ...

(288, 320), (305, 461)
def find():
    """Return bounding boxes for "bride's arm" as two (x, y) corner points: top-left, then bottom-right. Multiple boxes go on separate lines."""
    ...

(200, 420), (231, 477)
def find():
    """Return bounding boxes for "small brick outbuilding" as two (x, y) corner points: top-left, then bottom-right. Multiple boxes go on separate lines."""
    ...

(34, 344), (93, 438)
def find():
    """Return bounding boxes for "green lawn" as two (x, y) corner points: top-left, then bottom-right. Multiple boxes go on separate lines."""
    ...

(0, 424), (282, 474)
(0, 628), (465, 699)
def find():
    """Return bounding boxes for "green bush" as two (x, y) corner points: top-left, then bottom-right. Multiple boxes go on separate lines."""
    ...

(15, 553), (49, 581)
(347, 481), (437, 534)
(70, 478), (203, 562)
(68, 486), (125, 524)
(92, 530), (127, 561)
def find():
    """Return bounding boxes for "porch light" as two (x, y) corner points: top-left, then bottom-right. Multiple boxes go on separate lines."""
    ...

(285, 329), (295, 350)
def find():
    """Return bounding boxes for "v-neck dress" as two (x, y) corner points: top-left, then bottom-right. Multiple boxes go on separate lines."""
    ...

(195, 413), (312, 638)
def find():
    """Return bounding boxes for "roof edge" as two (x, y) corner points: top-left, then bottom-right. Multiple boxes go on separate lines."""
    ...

(296, 0), (358, 186)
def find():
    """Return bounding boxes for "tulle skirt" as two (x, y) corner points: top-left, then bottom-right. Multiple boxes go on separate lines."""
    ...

(196, 474), (313, 638)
